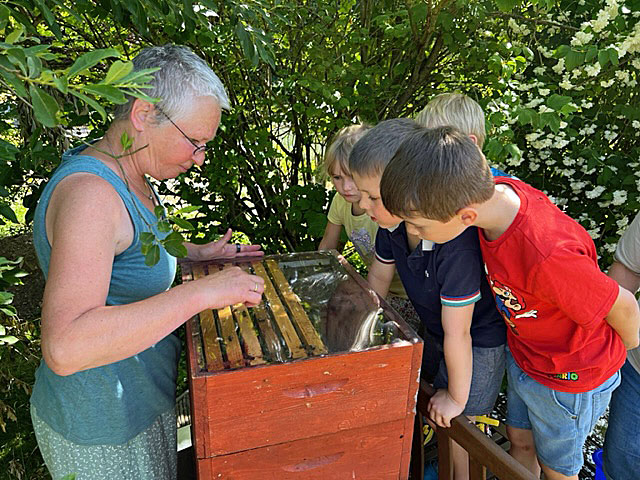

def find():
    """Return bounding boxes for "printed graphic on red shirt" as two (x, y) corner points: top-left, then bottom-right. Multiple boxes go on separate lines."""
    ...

(484, 267), (537, 337)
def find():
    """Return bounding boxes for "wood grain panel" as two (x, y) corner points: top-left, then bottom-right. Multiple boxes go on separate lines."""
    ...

(199, 343), (415, 456)
(198, 419), (405, 480)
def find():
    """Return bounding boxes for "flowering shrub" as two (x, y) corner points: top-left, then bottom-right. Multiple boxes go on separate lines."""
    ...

(469, 0), (640, 266)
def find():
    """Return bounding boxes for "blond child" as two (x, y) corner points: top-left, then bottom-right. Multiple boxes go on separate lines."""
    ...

(318, 125), (419, 331)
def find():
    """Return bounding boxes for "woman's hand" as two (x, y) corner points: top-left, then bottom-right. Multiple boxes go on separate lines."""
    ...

(195, 266), (265, 309)
(186, 228), (263, 261)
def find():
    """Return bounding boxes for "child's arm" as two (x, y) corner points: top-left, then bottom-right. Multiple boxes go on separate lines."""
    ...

(318, 221), (342, 251)
(428, 303), (474, 428)
(605, 283), (640, 350)
(609, 260), (640, 294)
(367, 257), (395, 298)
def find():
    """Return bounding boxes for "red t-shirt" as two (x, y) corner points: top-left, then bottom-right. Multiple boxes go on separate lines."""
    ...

(479, 177), (625, 392)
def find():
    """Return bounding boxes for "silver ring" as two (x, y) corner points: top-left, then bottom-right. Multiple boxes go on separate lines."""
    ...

(253, 283), (259, 293)
(236, 244), (241, 254)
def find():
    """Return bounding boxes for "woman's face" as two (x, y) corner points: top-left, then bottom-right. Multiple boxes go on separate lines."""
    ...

(149, 97), (222, 180)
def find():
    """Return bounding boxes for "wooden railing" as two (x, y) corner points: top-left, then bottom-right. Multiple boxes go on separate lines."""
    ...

(414, 380), (538, 480)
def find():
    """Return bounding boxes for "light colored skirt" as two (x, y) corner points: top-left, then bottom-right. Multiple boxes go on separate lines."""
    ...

(31, 404), (177, 480)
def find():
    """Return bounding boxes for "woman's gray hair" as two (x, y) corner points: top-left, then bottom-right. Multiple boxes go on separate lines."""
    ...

(113, 44), (230, 123)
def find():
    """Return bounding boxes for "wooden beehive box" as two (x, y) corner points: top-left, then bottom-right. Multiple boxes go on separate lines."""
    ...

(181, 251), (423, 479)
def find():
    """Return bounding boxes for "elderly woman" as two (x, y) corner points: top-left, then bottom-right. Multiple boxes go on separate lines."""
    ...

(30, 45), (264, 479)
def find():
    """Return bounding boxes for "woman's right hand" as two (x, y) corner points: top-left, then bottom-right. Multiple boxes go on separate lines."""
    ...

(196, 266), (265, 310)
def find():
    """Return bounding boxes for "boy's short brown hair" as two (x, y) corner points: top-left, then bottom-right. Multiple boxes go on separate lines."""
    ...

(323, 124), (370, 178)
(381, 126), (494, 222)
(348, 118), (423, 177)
(415, 93), (486, 147)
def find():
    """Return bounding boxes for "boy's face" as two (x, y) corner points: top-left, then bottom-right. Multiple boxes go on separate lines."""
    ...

(352, 172), (403, 229)
(330, 163), (361, 204)
(403, 214), (467, 244)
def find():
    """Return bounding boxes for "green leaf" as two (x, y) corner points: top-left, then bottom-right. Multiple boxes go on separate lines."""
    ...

(174, 205), (200, 215)
(6, 48), (27, 75)
(495, 0), (519, 11)
(555, 45), (570, 58)
(546, 94), (572, 111)
(0, 5), (10, 30)
(102, 60), (134, 85)
(0, 203), (18, 223)
(585, 45), (598, 63)
(34, 0), (62, 39)
(28, 85), (59, 127)
(140, 232), (155, 245)
(120, 131), (134, 150)
(598, 49), (610, 67)
(68, 90), (106, 121)
(27, 55), (42, 78)
(565, 49), (584, 70)
(609, 48), (619, 66)
(67, 48), (120, 79)
(162, 240), (188, 258)
(0, 291), (13, 304)
(80, 84), (127, 104)
(0, 139), (19, 162)
(157, 220), (171, 233)
(0, 335), (18, 344)
(516, 108), (536, 125)
(154, 205), (165, 219)
(144, 244), (160, 266)
(0, 66), (28, 99)
(5, 25), (24, 44)
(411, 2), (428, 24)
(169, 216), (195, 230)
(541, 112), (561, 133)
(53, 73), (69, 94)
(235, 24), (258, 66)
(505, 143), (522, 161)
(485, 138), (503, 159)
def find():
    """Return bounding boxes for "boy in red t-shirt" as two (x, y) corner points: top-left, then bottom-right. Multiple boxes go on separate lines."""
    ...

(380, 125), (640, 480)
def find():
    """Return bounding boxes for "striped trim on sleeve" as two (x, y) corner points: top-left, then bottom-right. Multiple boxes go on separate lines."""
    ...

(440, 290), (481, 307)
(374, 251), (395, 265)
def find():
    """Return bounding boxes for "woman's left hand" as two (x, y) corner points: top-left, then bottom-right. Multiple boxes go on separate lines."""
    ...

(187, 228), (264, 261)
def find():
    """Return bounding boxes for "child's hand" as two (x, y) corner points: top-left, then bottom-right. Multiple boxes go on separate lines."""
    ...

(428, 389), (465, 428)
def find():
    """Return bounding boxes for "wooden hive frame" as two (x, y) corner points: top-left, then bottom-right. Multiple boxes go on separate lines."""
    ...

(188, 258), (328, 372)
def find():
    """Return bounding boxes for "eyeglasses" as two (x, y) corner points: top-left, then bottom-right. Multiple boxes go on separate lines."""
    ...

(155, 105), (207, 156)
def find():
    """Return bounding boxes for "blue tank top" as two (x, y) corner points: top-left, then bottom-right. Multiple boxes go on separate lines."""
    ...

(31, 144), (180, 445)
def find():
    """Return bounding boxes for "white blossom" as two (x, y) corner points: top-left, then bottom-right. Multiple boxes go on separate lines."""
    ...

(612, 190), (627, 205)
(586, 185), (606, 199)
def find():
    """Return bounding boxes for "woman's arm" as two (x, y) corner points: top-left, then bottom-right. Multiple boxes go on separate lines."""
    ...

(318, 221), (343, 251)
(42, 175), (263, 376)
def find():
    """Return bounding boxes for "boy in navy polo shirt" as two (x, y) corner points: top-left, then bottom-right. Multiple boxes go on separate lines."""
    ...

(349, 118), (506, 480)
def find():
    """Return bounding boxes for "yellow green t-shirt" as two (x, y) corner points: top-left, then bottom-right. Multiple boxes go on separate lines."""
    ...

(327, 193), (407, 298)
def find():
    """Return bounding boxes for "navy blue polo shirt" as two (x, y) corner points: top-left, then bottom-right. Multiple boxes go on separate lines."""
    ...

(375, 223), (506, 348)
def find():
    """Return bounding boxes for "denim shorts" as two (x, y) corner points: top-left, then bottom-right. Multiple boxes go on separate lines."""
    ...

(603, 360), (640, 479)
(505, 350), (620, 476)
(433, 343), (505, 416)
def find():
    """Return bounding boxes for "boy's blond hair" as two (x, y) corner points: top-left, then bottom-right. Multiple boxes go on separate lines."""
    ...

(323, 124), (370, 178)
(415, 93), (486, 147)
(381, 126), (494, 222)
